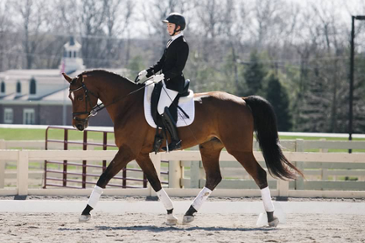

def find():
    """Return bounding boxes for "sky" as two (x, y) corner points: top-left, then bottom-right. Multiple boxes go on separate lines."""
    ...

(2, 0), (365, 39)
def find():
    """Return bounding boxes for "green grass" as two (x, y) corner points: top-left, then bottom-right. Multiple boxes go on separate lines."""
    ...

(0, 128), (46, 140)
(2, 128), (364, 141)
(0, 128), (115, 141)
(280, 135), (365, 141)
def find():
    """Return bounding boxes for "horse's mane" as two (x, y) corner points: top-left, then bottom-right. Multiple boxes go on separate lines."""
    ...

(79, 69), (134, 83)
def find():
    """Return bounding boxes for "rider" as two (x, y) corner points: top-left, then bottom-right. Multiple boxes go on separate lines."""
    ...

(135, 13), (189, 151)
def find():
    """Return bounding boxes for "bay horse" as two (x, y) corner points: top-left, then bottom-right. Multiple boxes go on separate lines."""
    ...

(62, 70), (303, 227)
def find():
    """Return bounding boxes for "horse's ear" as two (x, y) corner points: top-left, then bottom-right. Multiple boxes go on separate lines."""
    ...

(62, 73), (73, 83)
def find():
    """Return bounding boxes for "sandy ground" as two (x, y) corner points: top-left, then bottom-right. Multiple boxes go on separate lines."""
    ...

(1, 196), (365, 242)
(1, 211), (364, 243)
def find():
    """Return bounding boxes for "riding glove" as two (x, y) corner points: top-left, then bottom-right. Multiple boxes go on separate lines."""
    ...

(135, 70), (148, 83)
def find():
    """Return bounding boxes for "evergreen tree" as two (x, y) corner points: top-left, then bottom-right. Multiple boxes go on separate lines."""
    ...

(297, 65), (331, 132)
(266, 73), (292, 131)
(127, 55), (145, 77)
(351, 56), (365, 133)
(296, 55), (353, 133)
(237, 50), (267, 96)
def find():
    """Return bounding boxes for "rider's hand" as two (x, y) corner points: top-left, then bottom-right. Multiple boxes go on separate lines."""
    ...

(135, 70), (148, 83)
(152, 74), (165, 83)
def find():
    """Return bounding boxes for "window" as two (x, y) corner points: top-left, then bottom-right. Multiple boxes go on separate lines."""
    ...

(69, 51), (72, 58)
(16, 81), (21, 94)
(30, 78), (36, 95)
(23, 108), (35, 124)
(0, 81), (5, 93)
(74, 51), (77, 58)
(4, 108), (13, 124)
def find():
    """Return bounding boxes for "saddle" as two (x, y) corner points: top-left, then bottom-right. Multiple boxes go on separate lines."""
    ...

(147, 80), (192, 153)
(151, 80), (190, 128)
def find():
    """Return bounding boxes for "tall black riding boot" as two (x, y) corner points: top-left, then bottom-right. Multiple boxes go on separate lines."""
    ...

(161, 107), (181, 152)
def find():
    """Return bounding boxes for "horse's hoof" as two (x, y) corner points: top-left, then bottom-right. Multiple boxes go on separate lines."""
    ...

(182, 215), (194, 224)
(166, 214), (178, 226)
(268, 217), (279, 227)
(79, 214), (91, 222)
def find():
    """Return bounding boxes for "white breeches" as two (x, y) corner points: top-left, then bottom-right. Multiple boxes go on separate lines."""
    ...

(158, 82), (179, 115)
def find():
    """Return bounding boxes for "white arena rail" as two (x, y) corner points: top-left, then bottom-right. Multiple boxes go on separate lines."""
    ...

(0, 149), (365, 198)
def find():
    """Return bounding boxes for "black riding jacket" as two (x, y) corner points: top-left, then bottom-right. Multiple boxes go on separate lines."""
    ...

(146, 36), (189, 92)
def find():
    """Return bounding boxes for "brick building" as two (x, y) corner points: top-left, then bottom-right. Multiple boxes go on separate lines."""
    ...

(0, 37), (124, 127)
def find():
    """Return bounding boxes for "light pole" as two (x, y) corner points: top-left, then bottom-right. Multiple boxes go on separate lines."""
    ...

(349, 15), (365, 153)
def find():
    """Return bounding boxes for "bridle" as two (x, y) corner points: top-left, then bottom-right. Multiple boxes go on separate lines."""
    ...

(69, 74), (154, 126)
(69, 75), (99, 126)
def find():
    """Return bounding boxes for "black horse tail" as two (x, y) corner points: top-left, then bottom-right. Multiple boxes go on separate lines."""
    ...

(243, 95), (304, 180)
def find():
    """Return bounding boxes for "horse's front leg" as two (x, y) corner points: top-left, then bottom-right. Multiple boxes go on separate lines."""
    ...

(136, 153), (178, 225)
(79, 145), (135, 222)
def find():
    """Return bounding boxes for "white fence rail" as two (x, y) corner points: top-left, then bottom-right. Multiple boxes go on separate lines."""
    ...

(0, 149), (365, 198)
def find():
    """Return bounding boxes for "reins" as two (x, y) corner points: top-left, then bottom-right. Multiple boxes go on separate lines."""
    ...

(70, 75), (154, 121)
(90, 78), (155, 115)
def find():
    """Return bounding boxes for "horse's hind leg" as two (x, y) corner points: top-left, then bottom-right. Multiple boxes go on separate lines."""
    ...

(135, 153), (178, 225)
(228, 150), (279, 227)
(79, 145), (134, 222)
(183, 138), (224, 224)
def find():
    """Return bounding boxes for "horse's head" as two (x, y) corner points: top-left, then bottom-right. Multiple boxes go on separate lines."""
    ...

(62, 73), (98, 131)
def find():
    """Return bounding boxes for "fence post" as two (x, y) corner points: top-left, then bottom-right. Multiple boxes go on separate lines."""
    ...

(319, 138), (328, 180)
(277, 179), (289, 198)
(0, 140), (5, 188)
(295, 139), (304, 190)
(190, 161), (200, 188)
(17, 151), (29, 196)
(168, 160), (182, 188)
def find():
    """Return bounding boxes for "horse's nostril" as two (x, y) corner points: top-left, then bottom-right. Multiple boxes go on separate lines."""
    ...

(76, 124), (84, 131)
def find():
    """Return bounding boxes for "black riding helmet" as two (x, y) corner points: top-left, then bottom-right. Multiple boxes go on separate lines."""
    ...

(162, 13), (186, 36)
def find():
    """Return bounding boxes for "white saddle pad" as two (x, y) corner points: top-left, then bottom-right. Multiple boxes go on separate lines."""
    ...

(143, 81), (195, 128)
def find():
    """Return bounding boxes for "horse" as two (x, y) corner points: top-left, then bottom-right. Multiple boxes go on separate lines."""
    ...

(62, 70), (303, 227)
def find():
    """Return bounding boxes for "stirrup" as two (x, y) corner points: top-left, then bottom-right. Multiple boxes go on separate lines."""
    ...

(162, 139), (182, 152)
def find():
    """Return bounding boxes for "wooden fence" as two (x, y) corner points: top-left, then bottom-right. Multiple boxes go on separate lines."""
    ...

(0, 143), (365, 198)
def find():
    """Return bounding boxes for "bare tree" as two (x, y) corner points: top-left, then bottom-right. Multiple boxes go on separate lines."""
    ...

(142, 0), (192, 57)
(195, 0), (224, 39)
(104, 0), (135, 67)
(293, 1), (351, 132)
(0, 0), (14, 71)
(79, 0), (108, 68)
(249, 0), (287, 48)
(12, 0), (51, 69)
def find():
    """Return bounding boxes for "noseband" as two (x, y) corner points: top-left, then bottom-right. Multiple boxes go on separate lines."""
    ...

(69, 75), (98, 125)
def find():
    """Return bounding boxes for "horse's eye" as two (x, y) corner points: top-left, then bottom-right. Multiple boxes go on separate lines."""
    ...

(77, 96), (84, 101)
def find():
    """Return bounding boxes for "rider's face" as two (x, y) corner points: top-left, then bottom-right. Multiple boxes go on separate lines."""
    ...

(167, 23), (180, 36)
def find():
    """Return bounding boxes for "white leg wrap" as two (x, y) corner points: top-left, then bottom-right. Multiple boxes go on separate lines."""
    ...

(87, 185), (103, 209)
(261, 186), (275, 212)
(192, 187), (212, 211)
(156, 188), (173, 210)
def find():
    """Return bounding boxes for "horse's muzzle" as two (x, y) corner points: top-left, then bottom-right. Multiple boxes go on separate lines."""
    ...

(73, 120), (88, 131)
(76, 124), (84, 131)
